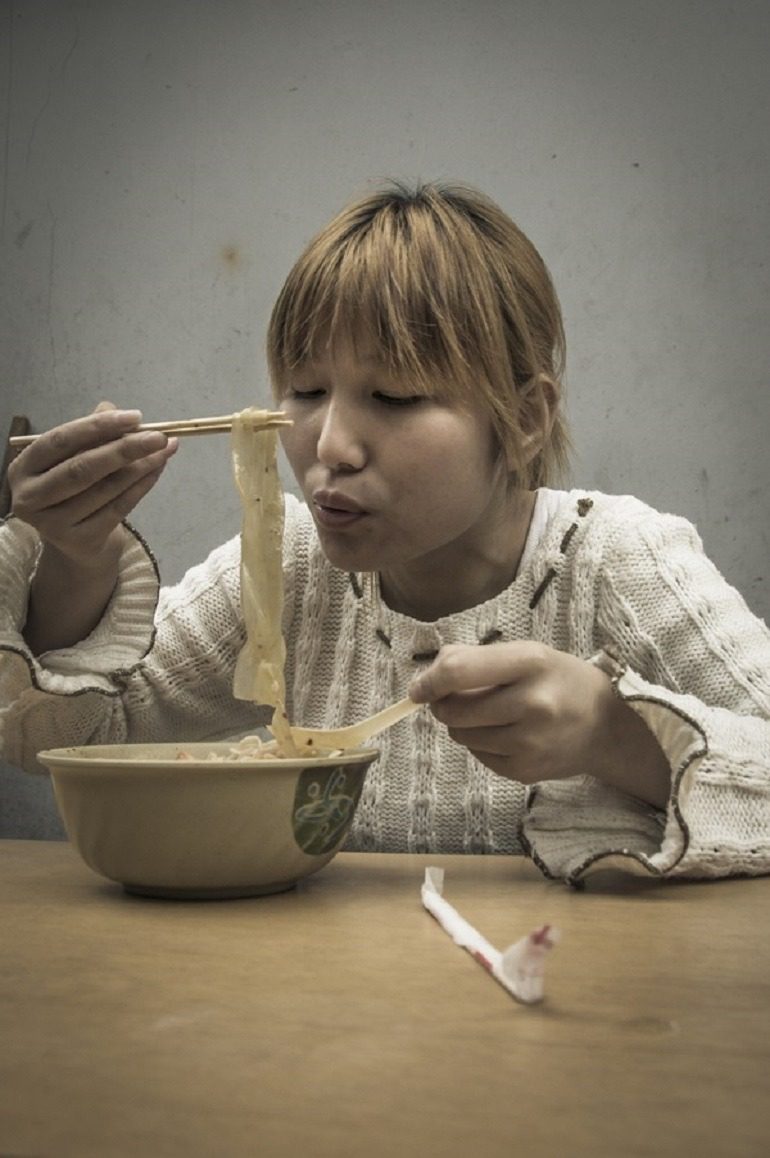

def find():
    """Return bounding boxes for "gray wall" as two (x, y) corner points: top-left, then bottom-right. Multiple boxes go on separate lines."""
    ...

(2, 0), (769, 838)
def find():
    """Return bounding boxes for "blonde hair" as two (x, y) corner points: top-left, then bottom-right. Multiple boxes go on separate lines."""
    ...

(267, 181), (570, 487)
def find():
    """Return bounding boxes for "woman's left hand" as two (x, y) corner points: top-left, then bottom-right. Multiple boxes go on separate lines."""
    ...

(408, 642), (671, 806)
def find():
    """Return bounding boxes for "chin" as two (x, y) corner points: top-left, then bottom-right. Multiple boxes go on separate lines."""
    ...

(315, 532), (385, 575)
(320, 546), (380, 574)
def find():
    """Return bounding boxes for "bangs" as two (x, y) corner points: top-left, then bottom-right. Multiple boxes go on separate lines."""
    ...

(267, 188), (503, 402)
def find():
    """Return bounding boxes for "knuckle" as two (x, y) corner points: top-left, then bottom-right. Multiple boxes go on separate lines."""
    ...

(65, 455), (93, 487)
(110, 472), (159, 518)
(527, 687), (558, 722)
(48, 428), (71, 457)
(6, 456), (22, 487)
(118, 436), (143, 463)
(526, 641), (552, 670)
(110, 493), (137, 520)
(437, 645), (466, 681)
(10, 497), (31, 521)
(415, 646), (464, 702)
(9, 480), (36, 521)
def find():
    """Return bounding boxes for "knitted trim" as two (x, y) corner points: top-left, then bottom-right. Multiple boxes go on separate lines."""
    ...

(517, 809), (560, 882)
(617, 690), (707, 866)
(564, 848), (665, 885)
(519, 681), (708, 884)
(0, 518), (161, 698)
(0, 642), (123, 698)
(518, 815), (664, 888)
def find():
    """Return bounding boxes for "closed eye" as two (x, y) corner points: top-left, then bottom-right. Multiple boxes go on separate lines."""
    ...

(373, 391), (425, 407)
(288, 387), (325, 400)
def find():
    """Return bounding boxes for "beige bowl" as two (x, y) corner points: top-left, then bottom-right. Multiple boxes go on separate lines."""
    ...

(38, 742), (378, 900)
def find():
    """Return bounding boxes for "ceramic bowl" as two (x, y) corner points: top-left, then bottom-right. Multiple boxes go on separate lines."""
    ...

(37, 742), (378, 899)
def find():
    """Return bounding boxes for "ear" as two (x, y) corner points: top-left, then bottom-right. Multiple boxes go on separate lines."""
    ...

(505, 375), (560, 471)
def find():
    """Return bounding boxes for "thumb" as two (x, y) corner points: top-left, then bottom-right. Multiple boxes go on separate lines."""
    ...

(408, 646), (461, 703)
(407, 666), (435, 704)
(92, 400), (118, 413)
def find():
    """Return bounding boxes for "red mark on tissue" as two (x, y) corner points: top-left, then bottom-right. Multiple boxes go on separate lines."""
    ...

(472, 949), (493, 972)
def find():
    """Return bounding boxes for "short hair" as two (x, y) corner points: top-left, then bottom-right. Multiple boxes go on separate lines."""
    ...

(267, 180), (570, 487)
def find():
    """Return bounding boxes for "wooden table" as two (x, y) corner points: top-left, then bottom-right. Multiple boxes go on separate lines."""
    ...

(1, 841), (768, 1158)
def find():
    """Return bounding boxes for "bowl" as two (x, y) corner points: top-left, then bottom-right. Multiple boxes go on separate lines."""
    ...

(37, 741), (378, 900)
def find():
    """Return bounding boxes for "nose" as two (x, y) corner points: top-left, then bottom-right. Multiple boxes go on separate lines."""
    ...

(316, 398), (367, 473)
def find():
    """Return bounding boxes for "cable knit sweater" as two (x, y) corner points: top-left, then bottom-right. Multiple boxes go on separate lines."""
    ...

(1, 489), (769, 883)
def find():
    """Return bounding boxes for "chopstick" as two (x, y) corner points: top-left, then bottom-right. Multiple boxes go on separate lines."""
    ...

(9, 411), (292, 448)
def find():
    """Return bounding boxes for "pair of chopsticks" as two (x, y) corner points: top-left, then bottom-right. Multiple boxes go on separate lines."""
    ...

(9, 411), (292, 449)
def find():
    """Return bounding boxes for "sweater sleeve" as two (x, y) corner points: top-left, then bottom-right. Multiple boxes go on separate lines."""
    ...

(0, 512), (276, 773)
(520, 502), (770, 883)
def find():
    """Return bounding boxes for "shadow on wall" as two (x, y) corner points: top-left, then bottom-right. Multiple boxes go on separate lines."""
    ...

(1, 764), (66, 839)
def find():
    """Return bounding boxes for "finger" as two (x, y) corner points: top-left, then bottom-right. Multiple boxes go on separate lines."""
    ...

(17, 409), (144, 474)
(409, 641), (549, 703)
(72, 461), (171, 540)
(445, 722), (521, 756)
(54, 430), (171, 499)
(104, 459), (171, 518)
(454, 724), (555, 781)
(429, 683), (525, 728)
(36, 459), (172, 557)
(14, 431), (171, 515)
(26, 440), (177, 536)
(467, 749), (541, 785)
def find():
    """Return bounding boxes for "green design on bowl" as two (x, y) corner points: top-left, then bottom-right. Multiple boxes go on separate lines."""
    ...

(292, 763), (366, 855)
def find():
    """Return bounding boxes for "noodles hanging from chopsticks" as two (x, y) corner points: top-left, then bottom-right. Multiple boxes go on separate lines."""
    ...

(231, 408), (298, 755)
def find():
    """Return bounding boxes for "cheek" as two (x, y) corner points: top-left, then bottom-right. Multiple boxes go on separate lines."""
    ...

(393, 433), (500, 520)
(279, 428), (311, 476)
(404, 423), (497, 488)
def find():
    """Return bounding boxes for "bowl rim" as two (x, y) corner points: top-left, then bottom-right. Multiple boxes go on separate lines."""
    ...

(37, 742), (380, 772)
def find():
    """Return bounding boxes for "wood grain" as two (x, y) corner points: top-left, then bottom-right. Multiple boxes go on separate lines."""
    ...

(1, 842), (767, 1158)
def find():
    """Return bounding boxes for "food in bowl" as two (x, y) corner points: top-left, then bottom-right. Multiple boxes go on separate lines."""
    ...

(38, 741), (378, 899)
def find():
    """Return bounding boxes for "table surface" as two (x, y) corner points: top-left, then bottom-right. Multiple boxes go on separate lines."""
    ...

(1, 840), (768, 1158)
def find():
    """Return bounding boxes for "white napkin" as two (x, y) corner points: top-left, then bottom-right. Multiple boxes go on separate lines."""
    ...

(421, 866), (560, 1004)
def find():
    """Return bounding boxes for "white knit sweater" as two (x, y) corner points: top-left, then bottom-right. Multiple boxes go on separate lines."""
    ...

(1, 489), (769, 883)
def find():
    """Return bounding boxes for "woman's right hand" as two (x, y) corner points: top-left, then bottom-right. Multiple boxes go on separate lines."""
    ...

(9, 404), (179, 654)
(7, 404), (178, 566)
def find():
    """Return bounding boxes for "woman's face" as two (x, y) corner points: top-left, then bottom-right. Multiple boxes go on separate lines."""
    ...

(278, 342), (522, 612)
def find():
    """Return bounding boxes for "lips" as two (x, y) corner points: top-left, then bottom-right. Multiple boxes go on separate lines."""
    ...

(312, 489), (368, 528)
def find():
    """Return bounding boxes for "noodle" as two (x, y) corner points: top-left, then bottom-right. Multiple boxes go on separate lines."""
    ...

(176, 735), (280, 761)
(176, 736), (342, 762)
(231, 408), (299, 755)
(176, 411), (336, 763)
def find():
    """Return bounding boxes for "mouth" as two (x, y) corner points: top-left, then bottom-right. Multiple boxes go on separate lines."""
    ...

(312, 489), (368, 528)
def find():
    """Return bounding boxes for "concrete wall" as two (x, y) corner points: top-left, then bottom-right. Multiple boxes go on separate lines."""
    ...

(2, 0), (768, 837)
